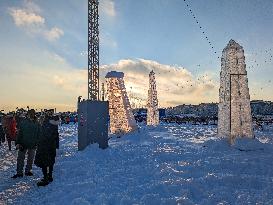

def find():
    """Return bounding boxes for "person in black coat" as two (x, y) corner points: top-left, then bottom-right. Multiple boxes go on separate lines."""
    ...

(35, 114), (59, 186)
(0, 122), (5, 145)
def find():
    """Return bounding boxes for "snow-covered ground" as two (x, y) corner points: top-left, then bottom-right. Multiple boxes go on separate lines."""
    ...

(1, 123), (273, 205)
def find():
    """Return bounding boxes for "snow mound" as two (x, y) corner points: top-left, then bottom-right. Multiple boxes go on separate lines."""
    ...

(233, 137), (272, 152)
(202, 138), (230, 152)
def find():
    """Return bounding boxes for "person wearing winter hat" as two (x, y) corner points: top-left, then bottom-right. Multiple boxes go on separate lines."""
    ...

(35, 114), (59, 186)
(12, 109), (40, 178)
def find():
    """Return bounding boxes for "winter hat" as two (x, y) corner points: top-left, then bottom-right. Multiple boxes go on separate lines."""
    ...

(28, 109), (36, 119)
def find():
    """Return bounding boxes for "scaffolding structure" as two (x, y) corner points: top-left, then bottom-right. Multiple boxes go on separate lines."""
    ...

(88, 0), (99, 101)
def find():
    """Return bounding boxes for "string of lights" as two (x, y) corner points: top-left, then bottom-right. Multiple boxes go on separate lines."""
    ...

(183, 0), (220, 59)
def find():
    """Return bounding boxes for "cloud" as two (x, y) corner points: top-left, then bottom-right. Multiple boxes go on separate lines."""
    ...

(44, 27), (64, 41)
(45, 58), (217, 108)
(47, 52), (66, 64)
(23, 0), (42, 13)
(8, 8), (44, 26)
(2, 52), (270, 112)
(1, 56), (217, 111)
(8, 1), (63, 41)
(0, 48), (86, 112)
(100, 0), (116, 17)
(100, 59), (218, 107)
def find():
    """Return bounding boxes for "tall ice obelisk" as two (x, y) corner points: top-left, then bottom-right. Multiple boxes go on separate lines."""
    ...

(218, 39), (253, 143)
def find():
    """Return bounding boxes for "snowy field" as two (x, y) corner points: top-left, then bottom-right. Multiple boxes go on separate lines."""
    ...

(1, 123), (273, 205)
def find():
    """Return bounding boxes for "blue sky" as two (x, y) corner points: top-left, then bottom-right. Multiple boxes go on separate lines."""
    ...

(0, 0), (273, 111)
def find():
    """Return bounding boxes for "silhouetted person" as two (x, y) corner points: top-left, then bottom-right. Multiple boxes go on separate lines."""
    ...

(4, 115), (17, 151)
(35, 114), (59, 186)
(0, 122), (5, 146)
(12, 109), (39, 178)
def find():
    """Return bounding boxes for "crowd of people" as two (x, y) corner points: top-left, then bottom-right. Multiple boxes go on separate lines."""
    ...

(0, 109), (60, 187)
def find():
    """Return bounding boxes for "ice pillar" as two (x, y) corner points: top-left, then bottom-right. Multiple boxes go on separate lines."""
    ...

(147, 70), (159, 126)
(218, 39), (253, 143)
(105, 71), (137, 134)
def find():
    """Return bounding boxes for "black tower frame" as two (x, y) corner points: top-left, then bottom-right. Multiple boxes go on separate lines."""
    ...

(88, 0), (100, 101)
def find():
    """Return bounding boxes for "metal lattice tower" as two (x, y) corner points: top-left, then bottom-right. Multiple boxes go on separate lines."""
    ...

(88, 0), (99, 101)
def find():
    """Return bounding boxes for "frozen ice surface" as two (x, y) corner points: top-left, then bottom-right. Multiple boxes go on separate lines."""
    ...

(1, 123), (273, 204)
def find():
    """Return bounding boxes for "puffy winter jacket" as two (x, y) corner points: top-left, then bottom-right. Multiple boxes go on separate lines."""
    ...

(16, 118), (40, 149)
(5, 117), (17, 141)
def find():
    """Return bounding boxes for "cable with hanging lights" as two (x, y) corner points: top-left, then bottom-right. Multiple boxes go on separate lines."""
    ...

(183, 0), (220, 59)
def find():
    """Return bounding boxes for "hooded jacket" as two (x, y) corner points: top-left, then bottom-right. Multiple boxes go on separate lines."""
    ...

(34, 119), (59, 168)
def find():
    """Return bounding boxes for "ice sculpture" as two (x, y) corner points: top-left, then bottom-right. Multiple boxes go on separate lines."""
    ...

(218, 39), (253, 143)
(105, 71), (137, 134)
(147, 70), (159, 126)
